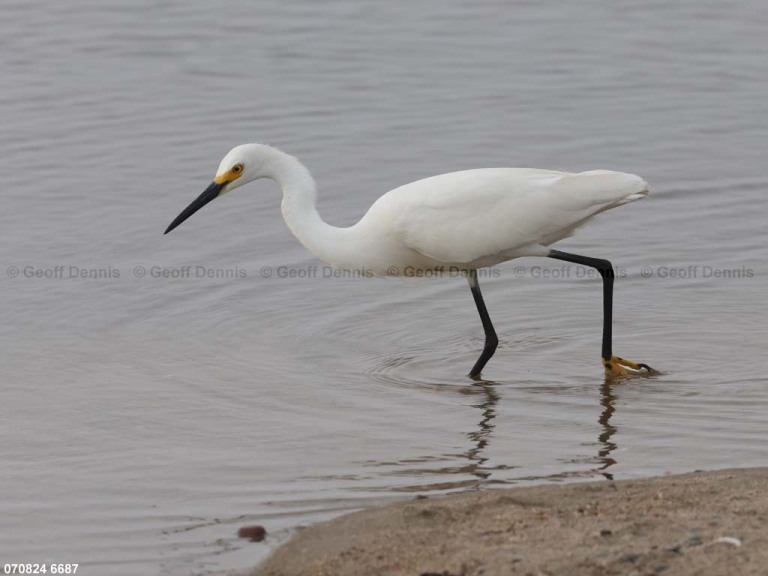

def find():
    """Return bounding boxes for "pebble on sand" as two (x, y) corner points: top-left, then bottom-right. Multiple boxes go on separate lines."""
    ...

(238, 525), (267, 542)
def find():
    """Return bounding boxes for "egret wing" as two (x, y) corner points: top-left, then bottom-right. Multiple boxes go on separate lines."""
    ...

(380, 168), (647, 265)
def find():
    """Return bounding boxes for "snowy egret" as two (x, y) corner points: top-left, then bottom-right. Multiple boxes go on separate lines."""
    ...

(165, 143), (653, 378)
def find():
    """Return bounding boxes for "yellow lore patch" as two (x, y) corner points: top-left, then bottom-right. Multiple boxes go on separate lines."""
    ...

(213, 164), (244, 184)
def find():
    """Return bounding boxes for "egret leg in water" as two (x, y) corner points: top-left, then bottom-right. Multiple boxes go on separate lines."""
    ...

(465, 255), (651, 378)
(165, 143), (655, 378)
(548, 250), (654, 377)
(467, 270), (499, 378)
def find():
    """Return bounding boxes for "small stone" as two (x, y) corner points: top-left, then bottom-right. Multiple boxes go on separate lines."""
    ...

(686, 535), (703, 547)
(654, 566), (668, 573)
(619, 553), (639, 563)
(600, 529), (612, 537)
(715, 536), (742, 547)
(237, 525), (267, 542)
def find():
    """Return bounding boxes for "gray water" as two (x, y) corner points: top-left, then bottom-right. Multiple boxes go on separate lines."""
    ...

(2, 1), (767, 574)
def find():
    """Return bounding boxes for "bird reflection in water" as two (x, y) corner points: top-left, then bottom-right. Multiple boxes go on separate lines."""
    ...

(462, 377), (623, 485)
(596, 378), (619, 480)
(462, 380), (500, 483)
(363, 379), (505, 493)
(364, 374), (625, 491)
(382, 380), (502, 490)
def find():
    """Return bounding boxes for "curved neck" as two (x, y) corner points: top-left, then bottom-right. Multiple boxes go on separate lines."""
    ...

(266, 149), (353, 267)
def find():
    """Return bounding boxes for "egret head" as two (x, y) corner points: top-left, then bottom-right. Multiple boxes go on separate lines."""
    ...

(164, 144), (272, 234)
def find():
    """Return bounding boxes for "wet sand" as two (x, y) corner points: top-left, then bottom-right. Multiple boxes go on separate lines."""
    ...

(254, 468), (767, 576)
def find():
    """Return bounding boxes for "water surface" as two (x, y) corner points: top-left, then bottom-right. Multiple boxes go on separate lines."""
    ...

(1, 1), (767, 574)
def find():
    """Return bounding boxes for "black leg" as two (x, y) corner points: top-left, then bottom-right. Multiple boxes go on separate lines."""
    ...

(467, 270), (498, 378)
(548, 249), (652, 373)
(548, 250), (614, 361)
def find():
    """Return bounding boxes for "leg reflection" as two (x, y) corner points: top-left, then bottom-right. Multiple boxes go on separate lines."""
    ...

(464, 380), (500, 483)
(597, 379), (618, 480)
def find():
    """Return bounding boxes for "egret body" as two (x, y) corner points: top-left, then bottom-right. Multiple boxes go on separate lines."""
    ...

(166, 143), (653, 378)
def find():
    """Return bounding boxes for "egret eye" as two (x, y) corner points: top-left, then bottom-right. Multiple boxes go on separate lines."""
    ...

(232, 164), (244, 174)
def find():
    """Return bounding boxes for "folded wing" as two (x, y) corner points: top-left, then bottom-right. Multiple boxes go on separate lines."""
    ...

(375, 168), (648, 266)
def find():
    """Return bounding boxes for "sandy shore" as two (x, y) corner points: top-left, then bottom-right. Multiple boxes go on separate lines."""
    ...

(254, 468), (767, 576)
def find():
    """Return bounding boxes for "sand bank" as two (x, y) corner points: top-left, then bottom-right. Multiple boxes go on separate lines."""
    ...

(255, 468), (767, 576)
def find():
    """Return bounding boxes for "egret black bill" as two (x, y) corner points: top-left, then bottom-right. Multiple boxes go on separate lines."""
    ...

(164, 181), (226, 234)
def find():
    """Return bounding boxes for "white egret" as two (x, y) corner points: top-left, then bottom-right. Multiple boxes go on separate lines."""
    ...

(165, 143), (653, 378)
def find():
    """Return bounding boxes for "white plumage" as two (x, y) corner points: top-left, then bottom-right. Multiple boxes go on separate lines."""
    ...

(362, 168), (647, 270)
(165, 143), (653, 378)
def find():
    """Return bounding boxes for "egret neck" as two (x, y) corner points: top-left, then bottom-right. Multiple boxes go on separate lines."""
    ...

(268, 149), (359, 271)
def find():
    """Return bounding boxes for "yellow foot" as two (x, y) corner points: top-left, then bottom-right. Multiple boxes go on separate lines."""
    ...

(602, 355), (655, 377)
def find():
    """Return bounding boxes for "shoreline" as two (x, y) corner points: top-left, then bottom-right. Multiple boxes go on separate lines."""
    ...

(254, 468), (767, 576)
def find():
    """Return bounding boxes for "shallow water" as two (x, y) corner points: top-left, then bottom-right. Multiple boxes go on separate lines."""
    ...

(1, 1), (767, 574)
